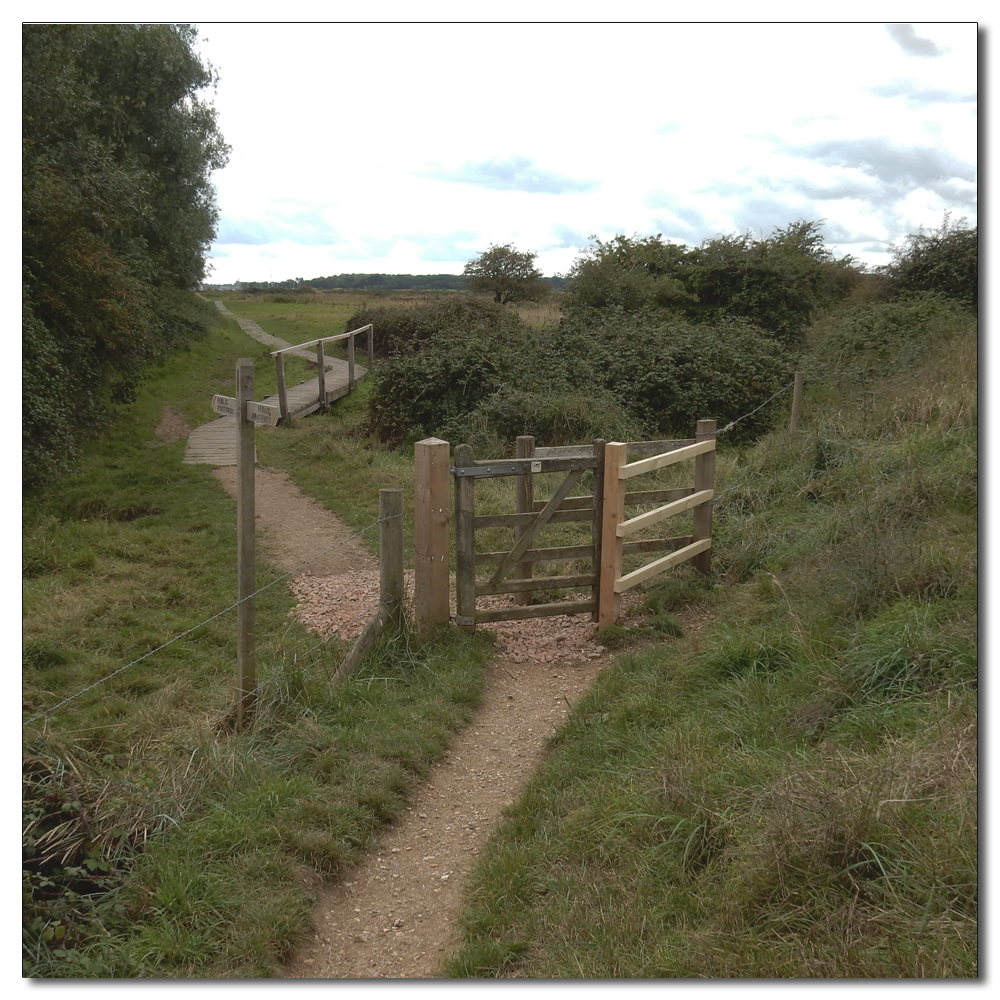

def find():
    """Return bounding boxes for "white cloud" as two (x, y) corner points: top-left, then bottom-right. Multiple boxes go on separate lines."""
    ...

(195, 21), (978, 283)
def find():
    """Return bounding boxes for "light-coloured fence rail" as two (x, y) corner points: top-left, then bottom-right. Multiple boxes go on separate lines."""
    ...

(598, 419), (716, 626)
(270, 324), (374, 424)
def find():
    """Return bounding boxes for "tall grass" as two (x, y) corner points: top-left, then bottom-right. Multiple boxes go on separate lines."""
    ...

(445, 306), (977, 978)
(22, 301), (494, 978)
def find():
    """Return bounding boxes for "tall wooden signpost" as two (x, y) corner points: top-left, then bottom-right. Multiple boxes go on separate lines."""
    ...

(211, 359), (280, 731)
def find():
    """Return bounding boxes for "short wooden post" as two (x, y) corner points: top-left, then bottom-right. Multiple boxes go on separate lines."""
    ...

(454, 443), (476, 633)
(513, 435), (535, 606)
(316, 339), (326, 406)
(591, 439), (606, 622)
(692, 419), (717, 575)
(367, 325), (374, 368)
(414, 438), (451, 629)
(274, 352), (290, 425)
(789, 371), (804, 432)
(235, 358), (256, 730)
(379, 488), (404, 629)
(348, 332), (356, 392)
(598, 442), (628, 627)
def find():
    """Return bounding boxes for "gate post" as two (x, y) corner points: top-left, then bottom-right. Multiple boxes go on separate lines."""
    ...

(514, 435), (535, 606)
(598, 442), (628, 627)
(591, 439), (606, 622)
(454, 443), (476, 633)
(692, 419), (717, 574)
(235, 358), (256, 730)
(414, 437), (451, 629)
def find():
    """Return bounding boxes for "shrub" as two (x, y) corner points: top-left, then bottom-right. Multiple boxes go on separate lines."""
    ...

(881, 215), (977, 309)
(345, 296), (524, 358)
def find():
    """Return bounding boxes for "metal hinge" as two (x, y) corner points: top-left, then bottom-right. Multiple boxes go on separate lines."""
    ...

(453, 615), (475, 627)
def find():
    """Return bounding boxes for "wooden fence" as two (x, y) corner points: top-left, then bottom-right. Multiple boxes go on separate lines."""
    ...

(598, 420), (716, 626)
(412, 425), (717, 632)
(270, 324), (374, 424)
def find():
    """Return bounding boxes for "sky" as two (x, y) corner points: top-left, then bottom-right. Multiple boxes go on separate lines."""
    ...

(190, 19), (979, 286)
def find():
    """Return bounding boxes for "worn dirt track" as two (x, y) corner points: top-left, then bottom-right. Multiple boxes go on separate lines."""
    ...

(194, 417), (617, 978)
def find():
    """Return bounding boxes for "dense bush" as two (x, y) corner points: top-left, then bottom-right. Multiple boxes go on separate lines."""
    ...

(565, 221), (859, 346)
(366, 301), (796, 448)
(345, 296), (524, 358)
(881, 215), (978, 309)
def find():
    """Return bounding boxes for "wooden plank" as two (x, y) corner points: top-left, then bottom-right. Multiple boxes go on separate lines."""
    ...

(692, 419), (717, 573)
(475, 544), (595, 565)
(617, 489), (713, 538)
(615, 538), (711, 593)
(489, 470), (583, 586)
(235, 358), (256, 730)
(473, 509), (593, 528)
(414, 438), (451, 629)
(454, 443), (476, 633)
(270, 324), (372, 355)
(531, 439), (694, 459)
(332, 603), (389, 688)
(619, 438), (715, 480)
(474, 600), (594, 624)
(467, 456), (597, 474)
(514, 435), (535, 606)
(591, 438), (606, 623)
(274, 352), (289, 425)
(475, 573), (596, 597)
(599, 442), (628, 627)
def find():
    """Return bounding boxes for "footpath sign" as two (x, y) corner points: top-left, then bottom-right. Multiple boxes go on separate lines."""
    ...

(212, 394), (280, 427)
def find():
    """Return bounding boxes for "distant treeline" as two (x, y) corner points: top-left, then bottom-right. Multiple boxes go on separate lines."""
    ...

(204, 273), (569, 292)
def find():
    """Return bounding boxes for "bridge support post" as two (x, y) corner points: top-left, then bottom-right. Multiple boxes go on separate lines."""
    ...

(235, 358), (256, 730)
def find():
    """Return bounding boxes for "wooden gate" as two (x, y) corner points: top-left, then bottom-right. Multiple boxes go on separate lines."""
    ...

(451, 439), (606, 631)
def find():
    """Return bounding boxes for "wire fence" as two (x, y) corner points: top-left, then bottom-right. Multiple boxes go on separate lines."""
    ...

(22, 516), (392, 730)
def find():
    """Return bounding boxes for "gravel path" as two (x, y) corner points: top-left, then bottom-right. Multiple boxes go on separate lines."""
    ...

(179, 406), (621, 978)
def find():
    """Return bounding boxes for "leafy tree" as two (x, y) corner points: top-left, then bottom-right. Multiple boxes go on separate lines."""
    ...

(565, 234), (695, 313)
(565, 221), (859, 346)
(462, 243), (548, 304)
(880, 214), (978, 309)
(22, 24), (229, 487)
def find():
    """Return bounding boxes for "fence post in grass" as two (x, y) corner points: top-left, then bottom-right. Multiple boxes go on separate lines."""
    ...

(692, 418), (717, 575)
(598, 442), (628, 627)
(348, 330), (356, 392)
(789, 371), (804, 432)
(380, 488), (404, 629)
(274, 351), (290, 425)
(414, 437), (451, 630)
(316, 338), (326, 407)
(591, 438), (606, 622)
(367, 324), (374, 368)
(514, 435), (536, 606)
(235, 358), (256, 730)
(454, 443), (476, 634)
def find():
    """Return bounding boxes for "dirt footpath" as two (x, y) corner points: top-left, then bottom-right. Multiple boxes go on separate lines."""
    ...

(189, 422), (612, 978)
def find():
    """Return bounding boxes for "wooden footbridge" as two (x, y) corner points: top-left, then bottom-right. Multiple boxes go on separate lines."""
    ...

(184, 302), (370, 466)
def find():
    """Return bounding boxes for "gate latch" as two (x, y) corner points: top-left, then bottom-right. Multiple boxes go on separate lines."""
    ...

(453, 615), (475, 627)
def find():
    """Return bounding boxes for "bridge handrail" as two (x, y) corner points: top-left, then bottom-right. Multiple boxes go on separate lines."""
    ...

(268, 324), (373, 356)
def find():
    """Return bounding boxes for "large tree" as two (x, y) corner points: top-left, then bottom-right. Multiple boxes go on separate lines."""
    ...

(22, 24), (229, 486)
(462, 243), (548, 304)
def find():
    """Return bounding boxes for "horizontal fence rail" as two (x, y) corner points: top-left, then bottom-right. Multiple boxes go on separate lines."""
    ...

(269, 324), (374, 424)
(599, 420), (717, 626)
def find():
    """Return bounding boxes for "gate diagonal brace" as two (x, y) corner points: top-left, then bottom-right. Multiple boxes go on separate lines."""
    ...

(489, 469), (584, 587)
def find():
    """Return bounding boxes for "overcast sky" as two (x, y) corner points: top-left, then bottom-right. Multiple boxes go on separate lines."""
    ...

(193, 20), (978, 285)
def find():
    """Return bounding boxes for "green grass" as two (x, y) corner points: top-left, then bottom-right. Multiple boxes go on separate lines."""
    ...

(444, 309), (978, 978)
(22, 298), (494, 978)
